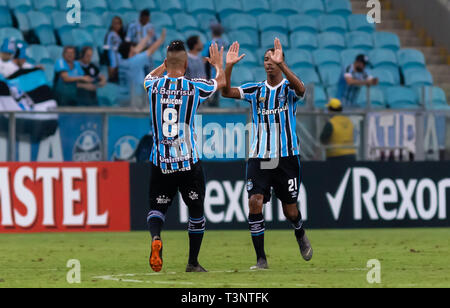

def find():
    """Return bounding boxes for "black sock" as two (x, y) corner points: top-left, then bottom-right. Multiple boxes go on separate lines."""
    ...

(249, 213), (266, 261)
(188, 216), (206, 266)
(290, 211), (305, 239)
(147, 210), (165, 239)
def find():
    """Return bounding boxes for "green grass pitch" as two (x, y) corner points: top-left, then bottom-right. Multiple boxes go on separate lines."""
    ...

(0, 229), (449, 288)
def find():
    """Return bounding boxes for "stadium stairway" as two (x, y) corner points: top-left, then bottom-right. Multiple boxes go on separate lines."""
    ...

(351, 0), (450, 103)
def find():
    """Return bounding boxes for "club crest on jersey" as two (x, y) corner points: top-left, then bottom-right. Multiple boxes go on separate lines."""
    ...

(156, 195), (171, 204)
(188, 191), (199, 200)
(247, 179), (254, 191)
(278, 95), (286, 104)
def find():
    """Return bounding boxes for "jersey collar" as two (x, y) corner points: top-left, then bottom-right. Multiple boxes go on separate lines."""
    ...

(265, 78), (286, 90)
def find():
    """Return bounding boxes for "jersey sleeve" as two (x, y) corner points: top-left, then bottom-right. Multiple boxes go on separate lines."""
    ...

(54, 59), (68, 73)
(287, 80), (305, 102)
(144, 73), (160, 91)
(238, 82), (260, 102)
(191, 78), (218, 102)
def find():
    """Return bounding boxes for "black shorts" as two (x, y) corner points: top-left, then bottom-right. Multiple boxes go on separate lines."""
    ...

(149, 162), (205, 210)
(246, 155), (302, 204)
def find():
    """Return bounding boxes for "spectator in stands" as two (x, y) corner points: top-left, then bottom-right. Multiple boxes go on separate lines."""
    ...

(118, 29), (166, 108)
(126, 10), (158, 46)
(54, 46), (93, 106)
(0, 38), (16, 77)
(320, 98), (357, 162)
(337, 54), (378, 107)
(77, 46), (107, 106)
(186, 35), (206, 79)
(105, 16), (126, 82)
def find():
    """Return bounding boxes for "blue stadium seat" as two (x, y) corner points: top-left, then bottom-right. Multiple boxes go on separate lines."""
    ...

(0, 7), (12, 27)
(0, 0), (6, 7)
(313, 49), (341, 67)
(311, 85), (328, 108)
(0, 28), (24, 42)
(288, 14), (318, 33)
(294, 68), (320, 85)
(251, 67), (267, 80)
(301, 0), (325, 17)
(82, 0), (108, 14)
(222, 13), (258, 32)
(261, 31), (289, 49)
(347, 14), (376, 33)
(285, 49), (314, 69)
(7, 0), (32, 13)
(346, 31), (374, 51)
(61, 28), (94, 47)
(356, 86), (386, 108)
(32, 0), (57, 13)
(46, 45), (63, 61)
(35, 27), (56, 45)
(419, 86), (449, 109)
(326, 85), (338, 99)
(228, 31), (257, 49)
(325, 0), (352, 17)
(14, 11), (30, 32)
(151, 12), (174, 29)
(341, 49), (365, 68)
(79, 12), (103, 31)
(290, 31), (318, 50)
(258, 13), (289, 33)
(26, 45), (53, 64)
(163, 29), (184, 47)
(386, 86), (419, 109)
(318, 65), (341, 87)
(121, 11), (139, 25)
(369, 49), (400, 84)
(41, 62), (55, 85)
(52, 10), (77, 32)
(92, 28), (108, 49)
(107, 0), (134, 12)
(242, 0), (270, 16)
(131, 0), (155, 11)
(231, 67), (254, 85)
(27, 11), (53, 30)
(397, 49), (426, 70)
(56, 0), (68, 10)
(186, 0), (215, 16)
(317, 32), (346, 51)
(183, 30), (206, 45)
(239, 48), (258, 67)
(98, 83), (121, 106)
(157, 0), (183, 14)
(270, 0), (302, 16)
(373, 32), (401, 51)
(403, 68), (433, 87)
(173, 13), (199, 32)
(197, 13), (218, 32)
(318, 14), (347, 34)
(369, 68), (396, 87)
(215, 0), (242, 19)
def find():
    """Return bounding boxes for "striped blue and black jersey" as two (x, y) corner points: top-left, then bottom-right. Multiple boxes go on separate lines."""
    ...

(238, 79), (304, 159)
(144, 74), (217, 173)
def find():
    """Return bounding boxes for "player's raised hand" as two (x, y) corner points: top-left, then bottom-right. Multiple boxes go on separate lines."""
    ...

(270, 38), (284, 65)
(206, 42), (224, 69)
(226, 41), (246, 65)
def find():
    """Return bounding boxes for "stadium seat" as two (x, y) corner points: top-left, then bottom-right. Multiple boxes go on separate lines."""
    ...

(347, 14), (376, 33)
(173, 13), (199, 32)
(403, 68), (433, 87)
(82, 0), (108, 14)
(294, 68), (320, 85)
(27, 11), (53, 30)
(261, 31), (289, 49)
(340, 48), (365, 68)
(222, 14), (258, 32)
(0, 7), (12, 27)
(0, 28), (24, 42)
(56, 0), (68, 10)
(287, 14), (318, 33)
(310, 85), (328, 108)
(231, 67), (254, 85)
(53, 10), (77, 33)
(385, 86), (419, 109)
(317, 32), (346, 51)
(107, 0), (134, 12)
(313, 49), (341, 67)
(186, 0), (215, 16)
(14, 11), (30, 32)
(318, 65), (341, 87)
(92, 28), (108, 49)
(32, 0), (58, 13)
(35, 27), (56, 45)
(325, 0), (352, 17)
(0, 0), (6, 7)
(239, 48), (258, 67)
(251, 67), (267, 80)
(130, 0), (155, 11)
(373, 32), (401, 51)
(369, 49), (400, 84)
(285, 49), (313, 69)
(98, 83), (121, 106)
(79, 12), (103, 31)
(151, 12), (174, 29)
(7, 0), (32, 13)
(242, 0), (270, 16)
(419, 86), (449, 109)
(301, 0), (325, 17)
(61, 28), (94, 47)
(26, 45), (53, 64)
(326, 85), (338, 99)
(369, 68), (396, 87)
(228, 31), (256, 49)
(121, 11), (138, 25)
(157, 0), (183, 14)
(290, 31), (318, 50)
(46, 45), (63, 62)
(197, 13), (218, 32)
(270, 0), (302, 16)
(346, 31), (374, 51)
(183, 30), (206, 44)
(258, 13), (289, 33)
(397, 49), (426, 70)
(41, 62), (55, 85)
(356, 86), (386, 108)
(214, 0), (243, 19)
(318, 15), (347, 34)
(163, 29), (184, 47)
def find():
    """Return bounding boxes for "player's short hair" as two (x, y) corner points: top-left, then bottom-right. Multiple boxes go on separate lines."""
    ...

(167, 40), (186, 53)
(166, 40), (187, 69)
(264, 48), (285, 61)
(118, 42), (133, 59)
(186, 36), (200, 51)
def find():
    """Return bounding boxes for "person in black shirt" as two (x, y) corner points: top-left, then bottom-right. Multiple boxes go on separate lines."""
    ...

(77, 46), (107, 106)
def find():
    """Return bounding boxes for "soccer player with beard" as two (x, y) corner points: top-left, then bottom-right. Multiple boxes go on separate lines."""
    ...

(144, 41), (225, 272)
(222, 38), (313, 269)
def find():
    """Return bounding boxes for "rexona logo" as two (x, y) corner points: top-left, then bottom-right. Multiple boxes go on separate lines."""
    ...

(327, 168), (450, 221)
(0, 163), (130, 233)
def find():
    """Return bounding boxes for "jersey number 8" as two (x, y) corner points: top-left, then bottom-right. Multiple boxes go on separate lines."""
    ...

(163, 108), (178, 138)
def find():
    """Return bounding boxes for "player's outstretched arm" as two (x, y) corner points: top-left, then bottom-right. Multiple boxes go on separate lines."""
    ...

(205, 42), (226, 89)
(146, 29), (166, 57)
(271, 38), (306, 97)
(222, 42), (246, 99)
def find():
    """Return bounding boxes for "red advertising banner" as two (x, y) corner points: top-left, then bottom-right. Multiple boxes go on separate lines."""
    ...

(0, 162), (130, 233)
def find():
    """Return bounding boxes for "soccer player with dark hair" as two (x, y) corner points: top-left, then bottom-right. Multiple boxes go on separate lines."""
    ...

(222, 38), (313, 270)
(144, 40), (226, 273)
